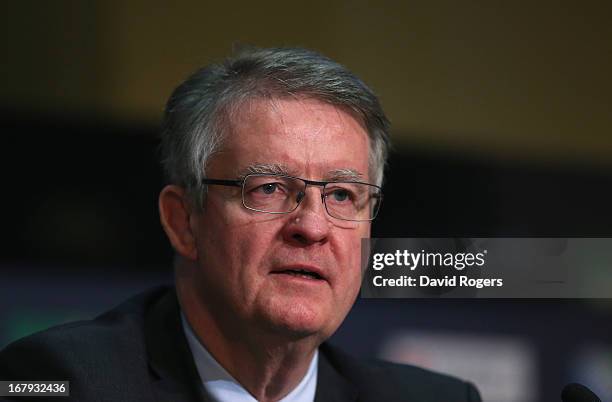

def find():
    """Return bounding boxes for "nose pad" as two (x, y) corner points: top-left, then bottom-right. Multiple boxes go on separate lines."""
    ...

(284, 186), (330, 245)
(296, 191), (305, 205)
(293, 186), (327, 217)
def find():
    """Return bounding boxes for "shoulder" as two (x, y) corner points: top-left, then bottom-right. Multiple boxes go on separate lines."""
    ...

(0, 287), (171, 398)
(320, 343), (482, 402)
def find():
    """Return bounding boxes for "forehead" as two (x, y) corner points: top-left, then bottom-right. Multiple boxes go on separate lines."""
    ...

(209, 97), (371, 180)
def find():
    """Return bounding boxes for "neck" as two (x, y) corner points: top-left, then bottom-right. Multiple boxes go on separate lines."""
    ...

(177, 279), (320, 402)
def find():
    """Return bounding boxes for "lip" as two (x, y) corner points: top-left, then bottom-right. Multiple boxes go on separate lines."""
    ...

(270, 264), (329, 283)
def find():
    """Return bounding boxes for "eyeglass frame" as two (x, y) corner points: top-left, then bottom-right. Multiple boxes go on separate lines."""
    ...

(201, 173), (383, 222)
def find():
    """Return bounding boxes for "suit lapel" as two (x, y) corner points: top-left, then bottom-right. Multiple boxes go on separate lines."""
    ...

(314, 345), (358, 402)
(144, 288), (215, 402)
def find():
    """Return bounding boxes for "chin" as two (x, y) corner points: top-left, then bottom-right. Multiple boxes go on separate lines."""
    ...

(258, 299), (336, 340)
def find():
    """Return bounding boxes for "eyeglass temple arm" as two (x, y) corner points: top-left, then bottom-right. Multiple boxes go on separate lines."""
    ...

(201, 178), (242, 187)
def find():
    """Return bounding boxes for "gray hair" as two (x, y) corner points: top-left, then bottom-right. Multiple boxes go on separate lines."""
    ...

(160, 46), (390, 207)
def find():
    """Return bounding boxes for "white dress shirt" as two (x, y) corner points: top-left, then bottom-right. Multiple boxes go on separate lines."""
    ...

(181, 313), (318, 402)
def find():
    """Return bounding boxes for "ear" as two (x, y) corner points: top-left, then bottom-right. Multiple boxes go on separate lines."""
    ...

(159, 185), (198, 261)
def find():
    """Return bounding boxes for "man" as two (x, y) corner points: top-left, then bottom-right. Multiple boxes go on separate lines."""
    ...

(0, 47), (481, 401)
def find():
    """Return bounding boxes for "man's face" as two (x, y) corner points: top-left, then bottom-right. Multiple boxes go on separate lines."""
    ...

(191, 97), (372, 341)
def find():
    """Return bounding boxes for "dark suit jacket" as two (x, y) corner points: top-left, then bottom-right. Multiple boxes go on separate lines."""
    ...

(0, 287), (481, 402)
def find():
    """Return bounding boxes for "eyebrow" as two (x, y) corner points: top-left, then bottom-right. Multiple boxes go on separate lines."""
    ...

(238, 164), (365, 182)
(325, 169), (364, 182)
(238, 163), (298, 178)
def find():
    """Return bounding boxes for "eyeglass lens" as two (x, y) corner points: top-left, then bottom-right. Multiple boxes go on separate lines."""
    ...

(242, 175), (380, 221)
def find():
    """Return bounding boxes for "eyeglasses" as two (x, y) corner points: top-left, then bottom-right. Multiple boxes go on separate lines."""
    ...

(201, 173), (383, 222)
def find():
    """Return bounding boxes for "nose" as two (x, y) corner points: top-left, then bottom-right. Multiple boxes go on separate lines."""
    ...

(281, 186), (330, 246)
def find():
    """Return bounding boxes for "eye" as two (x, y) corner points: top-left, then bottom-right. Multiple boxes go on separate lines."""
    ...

(260, 183), (278, 194)
(251, 181), (289, 197)
(330, 188), (352, 202)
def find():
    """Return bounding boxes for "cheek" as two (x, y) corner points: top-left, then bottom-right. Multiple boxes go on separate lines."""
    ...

(335, 227), (369, 294)
(345, 224), (369, 263)
(200, 213), (281, 292)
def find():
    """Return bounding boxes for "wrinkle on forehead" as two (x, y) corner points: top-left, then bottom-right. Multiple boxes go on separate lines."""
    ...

(220, 96), (370, 181)
(237, 95), (368, 136)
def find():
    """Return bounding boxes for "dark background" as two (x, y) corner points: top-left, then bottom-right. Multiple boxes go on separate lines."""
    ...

(2, 2), (612, 401)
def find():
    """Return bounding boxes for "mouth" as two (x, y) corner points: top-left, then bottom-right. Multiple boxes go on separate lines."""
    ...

(271, 265), (327, 282)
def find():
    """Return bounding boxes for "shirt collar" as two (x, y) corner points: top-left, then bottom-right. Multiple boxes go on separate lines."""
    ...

(181, 312), (319, 402)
